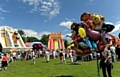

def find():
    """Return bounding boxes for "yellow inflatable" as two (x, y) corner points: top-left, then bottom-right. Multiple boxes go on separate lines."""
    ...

(78, 27), (86, 39)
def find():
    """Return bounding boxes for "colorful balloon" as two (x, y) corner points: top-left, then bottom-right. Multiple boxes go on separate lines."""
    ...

(81, 22), (101, 41)
(83, 49), (90, 54)
(79, 42), (89, 50)
(78, 27), (86, 39)
(86, 28), (101, 41)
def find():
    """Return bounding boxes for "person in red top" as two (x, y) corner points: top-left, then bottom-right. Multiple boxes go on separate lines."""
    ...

(2, 53), (8, 70)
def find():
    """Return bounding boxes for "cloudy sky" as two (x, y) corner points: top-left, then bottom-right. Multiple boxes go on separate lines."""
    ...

(0, 0), (120, 41)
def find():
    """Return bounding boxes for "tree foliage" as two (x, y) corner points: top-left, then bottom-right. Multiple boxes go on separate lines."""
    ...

(64, 39), (69, 48)
(18, 30), (25, 37)
(26, 37), (40, 42)
(18, 30), (27, 43)
(40, 34), (49, 45)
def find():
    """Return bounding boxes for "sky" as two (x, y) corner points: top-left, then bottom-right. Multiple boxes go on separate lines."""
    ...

(0, 0), (120, 41)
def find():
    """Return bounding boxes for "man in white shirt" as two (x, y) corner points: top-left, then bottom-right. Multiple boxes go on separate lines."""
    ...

(32, 50), (36, 64)
(45, 49), (50, 63)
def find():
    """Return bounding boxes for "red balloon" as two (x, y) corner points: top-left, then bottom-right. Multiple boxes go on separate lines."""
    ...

(98, 41), (104, 45)
(83, 49), (90, 54)
(98, 45), (105, 52)
(75, 36), (83, 42)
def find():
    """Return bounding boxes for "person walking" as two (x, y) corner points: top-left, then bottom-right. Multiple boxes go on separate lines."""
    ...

(32, 50), (36, 64)
(100, 44), (113, 77)
(69, 48), (74, 64)
(59, 49), (64, 64)
(45, 49), (50, 63)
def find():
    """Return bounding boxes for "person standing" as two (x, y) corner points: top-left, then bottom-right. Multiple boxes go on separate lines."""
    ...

(59, 49), (64, 64)
(12, 51), (17, 62)
(69, 48), (74, 64)
(63, 49), (66, 63)
(32, 50), (36, 64)
(2, 53), (8, 70)
(45, 49), (50, 63)
(110, 44), (116, 62)
(0, 54), (2, 70)
(100, 44), (113, 77)
(116, 45), (120, 61)
(52, 49), (56, 59)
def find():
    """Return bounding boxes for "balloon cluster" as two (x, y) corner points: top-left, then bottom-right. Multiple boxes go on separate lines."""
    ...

(67, 12), (116, 56)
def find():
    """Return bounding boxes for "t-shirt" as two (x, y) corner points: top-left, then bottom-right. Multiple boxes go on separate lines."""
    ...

(110, 46), (115, 56)
(2, 56), (8, 62)
(101, 47), (112, 64)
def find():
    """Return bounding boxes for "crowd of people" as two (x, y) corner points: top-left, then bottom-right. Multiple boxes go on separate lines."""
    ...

(0, 43), (120, 77)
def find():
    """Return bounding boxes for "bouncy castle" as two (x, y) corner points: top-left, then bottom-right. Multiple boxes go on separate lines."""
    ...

(48, 32), (65, 50)
(0, 26), (30, 52)
(25, 42), (45, 50)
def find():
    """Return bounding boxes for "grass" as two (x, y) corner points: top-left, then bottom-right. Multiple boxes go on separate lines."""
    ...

(0, 57), (120, 77)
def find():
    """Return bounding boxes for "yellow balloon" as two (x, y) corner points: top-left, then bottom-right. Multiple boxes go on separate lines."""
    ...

(67, 46), (71, 49)
(78, 27), (86, 38)
(70, 44), (74, 47)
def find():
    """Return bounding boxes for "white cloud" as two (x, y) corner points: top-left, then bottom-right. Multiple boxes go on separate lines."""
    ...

(0, 7), (9, 12)
(0, 7), (9, 20)
(21, 0), (60, 19)
(0, 17), (5, 20)
(110, 21), (120, 33)
(62, 33), (72, 42)
(22, 29), (51, 39)
(60, 21), (73, 29)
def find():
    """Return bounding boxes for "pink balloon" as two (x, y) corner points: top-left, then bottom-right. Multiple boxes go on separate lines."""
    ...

(81, 22), (101, 41)
(86, 28), (101, 41)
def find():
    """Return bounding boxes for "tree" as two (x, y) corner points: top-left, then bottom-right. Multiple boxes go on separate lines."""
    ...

(40, 34), (49, 45)
(18, 30), (25, 37)
(18, 30), (27, 43)
(27, 37), (40, 42)
(64, 39), (69, 48)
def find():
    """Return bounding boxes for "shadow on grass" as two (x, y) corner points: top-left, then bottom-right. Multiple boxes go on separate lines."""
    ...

(67, 63), (81, 65)
(51, 75), (74, 77)
(54, 62), (68, 65)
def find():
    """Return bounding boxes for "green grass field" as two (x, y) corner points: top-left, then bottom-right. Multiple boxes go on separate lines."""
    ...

(0, 58), (120, 77)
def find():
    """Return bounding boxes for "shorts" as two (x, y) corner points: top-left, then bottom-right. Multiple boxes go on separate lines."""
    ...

(13, 57), (16, 60)
(2, 61), (8, 67)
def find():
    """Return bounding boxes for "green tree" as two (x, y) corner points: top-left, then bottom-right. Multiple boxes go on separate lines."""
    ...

(18, 30), (27, 43)
(40, 34), (49, 45)
(18, 30), (25, 36)
(27, 37), (40, 42)
(64, 39), (69, 48)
